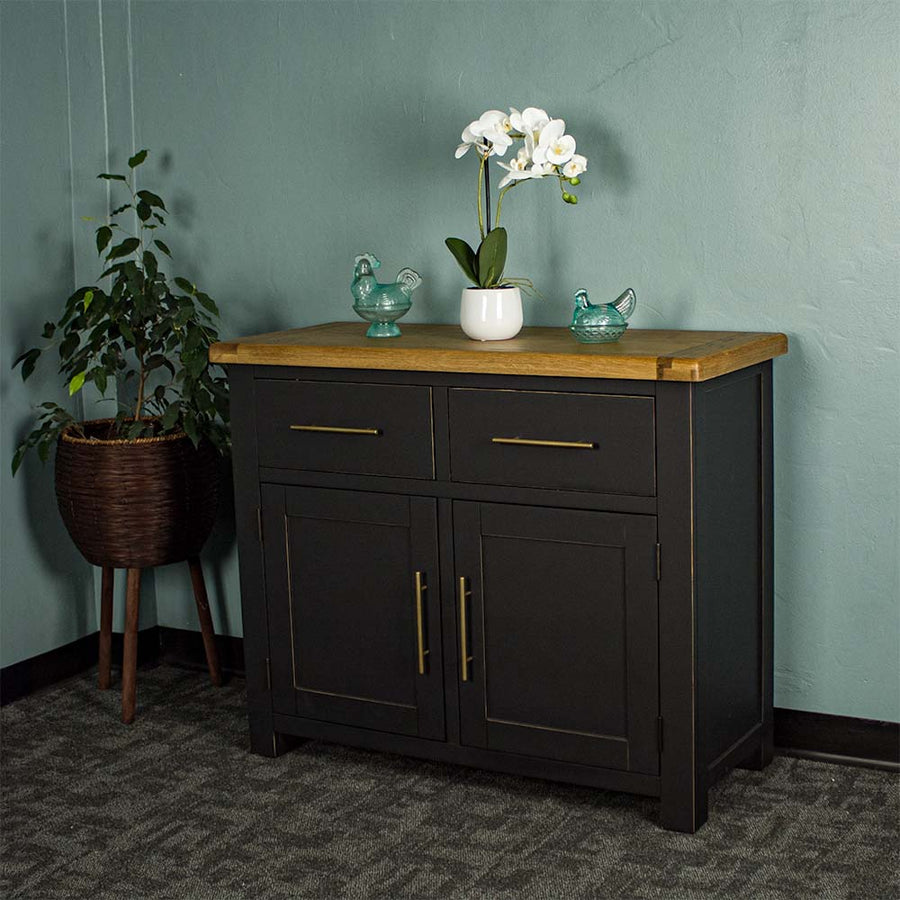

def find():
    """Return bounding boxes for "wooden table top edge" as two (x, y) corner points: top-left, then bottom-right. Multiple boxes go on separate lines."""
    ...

(209, 323), (788, 383)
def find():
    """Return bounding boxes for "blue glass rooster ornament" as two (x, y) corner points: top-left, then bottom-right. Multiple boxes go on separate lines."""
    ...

(351, 253), (422, 338)
(569, 287), (637, 343)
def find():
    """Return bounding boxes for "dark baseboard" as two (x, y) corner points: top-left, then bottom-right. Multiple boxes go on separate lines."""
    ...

(158, 626), (245, 675)
(0, 627), (160, 706)
(4, 631), (898, 771)
(774, 708), (899, 770)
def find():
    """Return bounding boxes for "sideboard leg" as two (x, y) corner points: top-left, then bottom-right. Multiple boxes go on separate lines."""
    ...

(121, 567), (141, 725)
(249, 721), (302, 757)
(98, 566), (114, 690)
(660, 775), (708, 833)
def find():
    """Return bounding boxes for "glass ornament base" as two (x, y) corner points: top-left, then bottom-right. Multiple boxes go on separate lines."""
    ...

(365, 321), (403, 338)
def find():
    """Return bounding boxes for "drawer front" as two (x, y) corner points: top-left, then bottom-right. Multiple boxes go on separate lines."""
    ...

(449, 388), (655, 495)
(256, 379), (434, 478)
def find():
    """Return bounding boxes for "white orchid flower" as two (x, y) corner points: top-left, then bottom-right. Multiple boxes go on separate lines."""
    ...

(455, 109), (513, 158)
(563, 154), (588, 178)
(509, 107), (550, 141)
(497, 155), (556, 189)
(497, 148), (532, 188)
(533, 119), (576, 167)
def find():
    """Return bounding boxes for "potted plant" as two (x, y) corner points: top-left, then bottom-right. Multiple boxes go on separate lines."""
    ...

(11, 149), (228, 723)
(446, 106), (588, 341)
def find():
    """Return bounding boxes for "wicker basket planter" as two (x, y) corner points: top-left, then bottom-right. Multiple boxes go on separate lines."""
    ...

(55, 419), (219, 569)
(54, 419), (223, 723)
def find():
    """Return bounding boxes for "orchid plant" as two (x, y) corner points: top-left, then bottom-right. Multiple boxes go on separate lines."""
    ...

(446, 107), (587, 292)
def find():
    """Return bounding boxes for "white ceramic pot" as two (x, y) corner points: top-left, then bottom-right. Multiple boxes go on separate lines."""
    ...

(459, 286), (523, 341)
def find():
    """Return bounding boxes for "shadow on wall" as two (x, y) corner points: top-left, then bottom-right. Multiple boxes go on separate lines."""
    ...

(202, 454), (238, 637)
(585, 119), (632, 195)
(12, 420), (95, 632)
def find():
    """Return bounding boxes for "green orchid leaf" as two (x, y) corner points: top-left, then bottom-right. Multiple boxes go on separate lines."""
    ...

(445, 238), (478, 285)
(476, 227), (507, 288)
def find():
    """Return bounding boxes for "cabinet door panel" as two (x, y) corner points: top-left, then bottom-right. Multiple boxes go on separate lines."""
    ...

(454, 502), (659, 774)
(264, 485), (444, 739)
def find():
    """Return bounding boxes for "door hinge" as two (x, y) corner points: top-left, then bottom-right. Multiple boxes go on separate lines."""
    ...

(657, 716), (664, 754)
(265, 656), (271, 691)
(256, 506), (264, 543)
(655, 543), (661, 581)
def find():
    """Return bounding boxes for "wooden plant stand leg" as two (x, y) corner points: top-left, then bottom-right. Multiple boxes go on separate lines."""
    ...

(98, 566), (114, 690)
(188, 556), (223, 687)
(121, 567), (141, 725)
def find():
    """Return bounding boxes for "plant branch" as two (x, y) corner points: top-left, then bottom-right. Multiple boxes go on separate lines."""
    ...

(134, 345), (146, 421)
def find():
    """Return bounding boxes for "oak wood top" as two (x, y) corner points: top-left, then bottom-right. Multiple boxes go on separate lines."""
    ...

(209, 322), (788, 382)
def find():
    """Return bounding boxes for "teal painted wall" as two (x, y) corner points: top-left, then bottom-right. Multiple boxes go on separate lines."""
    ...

(0, 1), (95, 667)
(2, 1), (897, 722)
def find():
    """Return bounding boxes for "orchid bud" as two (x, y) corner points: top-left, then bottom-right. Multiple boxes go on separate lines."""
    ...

(569, 177), (581, 186)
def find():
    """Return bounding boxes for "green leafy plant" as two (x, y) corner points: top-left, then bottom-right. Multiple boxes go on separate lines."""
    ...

(11, 149), (228, 474)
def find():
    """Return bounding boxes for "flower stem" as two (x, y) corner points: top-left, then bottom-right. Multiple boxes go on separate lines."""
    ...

(495, 183), (517, 227)
(476, 153), (486, 240)
(483, 150), (492, 234)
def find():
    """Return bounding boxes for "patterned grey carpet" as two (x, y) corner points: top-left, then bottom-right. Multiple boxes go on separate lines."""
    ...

(1, 665), (897, 900)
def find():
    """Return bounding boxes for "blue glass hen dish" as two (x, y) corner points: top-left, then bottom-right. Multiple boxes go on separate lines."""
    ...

(351, 253), (422, 338)
(569, 287), (637, 343)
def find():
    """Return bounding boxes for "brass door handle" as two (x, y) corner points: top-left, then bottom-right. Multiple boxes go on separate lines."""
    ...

(414, 571), (429, 676)
(459, 576), (473, 682)
(290, 425), (381, 435)
(491, 437), (596, 449)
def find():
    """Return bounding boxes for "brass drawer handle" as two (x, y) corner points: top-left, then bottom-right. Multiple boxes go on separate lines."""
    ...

(290, 425), (381, 436)
(459, 577), (473, 682)
(414, 571), (429, 676)
(491, 437), (597, 449)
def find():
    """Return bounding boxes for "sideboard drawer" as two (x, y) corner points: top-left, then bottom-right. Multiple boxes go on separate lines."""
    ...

(449, 388), (656, 495)
(256, 379), (434, 478)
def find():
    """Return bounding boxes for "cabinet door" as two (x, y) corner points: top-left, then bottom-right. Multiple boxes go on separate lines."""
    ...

(263, 485), (444, 739)
(454, 502), (659, 774)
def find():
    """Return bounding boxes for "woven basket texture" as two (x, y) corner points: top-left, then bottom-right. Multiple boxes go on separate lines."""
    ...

(54, 420), (219, 568)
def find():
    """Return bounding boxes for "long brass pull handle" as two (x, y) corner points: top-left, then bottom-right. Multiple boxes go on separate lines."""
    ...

(414, 571), (429, 676)
(290, 425), (381, 435)
(491, 437), (596, 449)
(459, 577), (473, 682)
